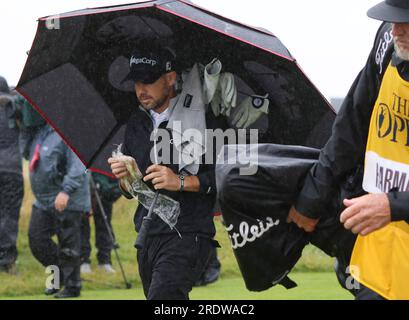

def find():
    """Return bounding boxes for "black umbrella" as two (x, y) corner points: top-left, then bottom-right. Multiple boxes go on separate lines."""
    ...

(17, 0), (335, 176)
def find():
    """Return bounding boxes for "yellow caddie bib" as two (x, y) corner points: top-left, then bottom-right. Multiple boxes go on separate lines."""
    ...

(350, 62), (409, 300)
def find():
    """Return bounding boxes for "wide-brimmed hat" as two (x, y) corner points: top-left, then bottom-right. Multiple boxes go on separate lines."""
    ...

(368, 0), (409, 23)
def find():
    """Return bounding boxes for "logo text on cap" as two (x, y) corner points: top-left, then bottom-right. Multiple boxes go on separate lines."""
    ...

(130, 56), (157, 67)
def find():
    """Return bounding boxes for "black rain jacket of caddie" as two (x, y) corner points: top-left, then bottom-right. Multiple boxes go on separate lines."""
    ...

(295, 22), (409, 223)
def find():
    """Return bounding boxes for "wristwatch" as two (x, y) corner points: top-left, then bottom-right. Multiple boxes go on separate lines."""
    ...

(179, 174), (185, 192)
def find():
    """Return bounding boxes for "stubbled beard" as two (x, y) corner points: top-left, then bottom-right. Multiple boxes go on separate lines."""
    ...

(140, 86), (171, 110)
(394, 40), (409, 61)
(150, 95), (169, 111)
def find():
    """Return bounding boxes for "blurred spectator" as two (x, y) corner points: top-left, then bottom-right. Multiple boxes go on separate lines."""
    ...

(21, 117), (90, 298)
(80, 172), (122, 274)
(0, 76), (24, 274)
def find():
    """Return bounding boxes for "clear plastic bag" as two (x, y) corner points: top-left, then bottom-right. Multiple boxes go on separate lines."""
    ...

(112, 145), (180, 230)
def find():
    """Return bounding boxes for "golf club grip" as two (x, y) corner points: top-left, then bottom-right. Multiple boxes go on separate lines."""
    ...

(135, 216), (152, 249)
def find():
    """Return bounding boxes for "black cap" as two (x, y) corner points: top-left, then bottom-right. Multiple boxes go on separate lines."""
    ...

(368, 0), (409, 23)
(122, 46), (175, 85)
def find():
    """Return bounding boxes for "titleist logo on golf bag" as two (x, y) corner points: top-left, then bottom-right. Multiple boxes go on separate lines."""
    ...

(225, 217), (280, 249)
(375, 29), (393, 74)
(130, 56), (157, 67)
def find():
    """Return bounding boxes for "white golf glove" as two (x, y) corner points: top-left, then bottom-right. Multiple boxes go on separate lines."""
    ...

(232, 94), (269, 129)
(203, 58), (222, 105)
(210, 72), (237, 117)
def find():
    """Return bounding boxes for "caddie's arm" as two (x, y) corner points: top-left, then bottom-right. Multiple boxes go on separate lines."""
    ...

(339, 191), (409, 236)
(387, 190), (409, 223)
(291, 23), (392, 231)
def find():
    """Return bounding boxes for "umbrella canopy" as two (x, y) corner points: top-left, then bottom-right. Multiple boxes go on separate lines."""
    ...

(17, 0), (335, 176)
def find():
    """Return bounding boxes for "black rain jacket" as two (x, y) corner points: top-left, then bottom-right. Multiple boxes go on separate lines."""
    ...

(295, 22), (409, 223)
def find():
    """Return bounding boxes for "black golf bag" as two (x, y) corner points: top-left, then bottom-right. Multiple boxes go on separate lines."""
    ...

(216, 144), (364, 291)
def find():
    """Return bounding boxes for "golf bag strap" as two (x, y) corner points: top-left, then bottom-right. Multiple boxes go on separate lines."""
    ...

(280, 276), (297, 289)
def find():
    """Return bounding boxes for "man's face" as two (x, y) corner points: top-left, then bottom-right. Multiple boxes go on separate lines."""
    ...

(392, 23), (409, 60)
(134, 72), (176, 111)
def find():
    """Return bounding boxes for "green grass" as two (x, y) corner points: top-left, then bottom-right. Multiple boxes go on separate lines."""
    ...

(1, 273), (352, 300)
(0, 163), (347, 300)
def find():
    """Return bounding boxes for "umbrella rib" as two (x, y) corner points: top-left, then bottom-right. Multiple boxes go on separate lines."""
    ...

(139, 16), (161, 40)
(249, 72), (277, 76)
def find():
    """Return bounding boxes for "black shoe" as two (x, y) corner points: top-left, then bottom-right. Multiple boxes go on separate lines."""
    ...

(54, 288), (80, 299)
(44, 287), (60, 296)
(194, 276), (205, 287)
(202, 266), (220, 285)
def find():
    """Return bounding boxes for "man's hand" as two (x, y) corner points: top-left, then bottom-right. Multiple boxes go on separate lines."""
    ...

(287, 206), (319, 233)
(143, 164), (180, 191)
(108, 156), (137, 179)
(55, 192), (70, 212)
(340, 193), (391, 236)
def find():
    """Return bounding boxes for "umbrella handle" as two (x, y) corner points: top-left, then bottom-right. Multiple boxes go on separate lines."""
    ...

(134, 191), (159, 249)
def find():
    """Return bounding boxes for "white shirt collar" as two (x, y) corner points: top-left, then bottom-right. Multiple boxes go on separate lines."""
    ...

(149, 95), (179, 128)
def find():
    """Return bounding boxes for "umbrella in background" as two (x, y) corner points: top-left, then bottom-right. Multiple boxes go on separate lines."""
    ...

(17, 0), (335, 176)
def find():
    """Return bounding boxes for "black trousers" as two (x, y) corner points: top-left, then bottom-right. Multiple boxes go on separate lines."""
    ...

(0, 173), (23, 267)
(206, 246), (220, 269)
(137, 233), (214, 300)
(334, 254), (385, 300)
(28, 205), (82, 289)
(80, 198), (114, 265)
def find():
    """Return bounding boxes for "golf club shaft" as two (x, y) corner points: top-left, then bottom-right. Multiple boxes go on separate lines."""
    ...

(90, 176), (132, 289)
(134, 190), (159, 249)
